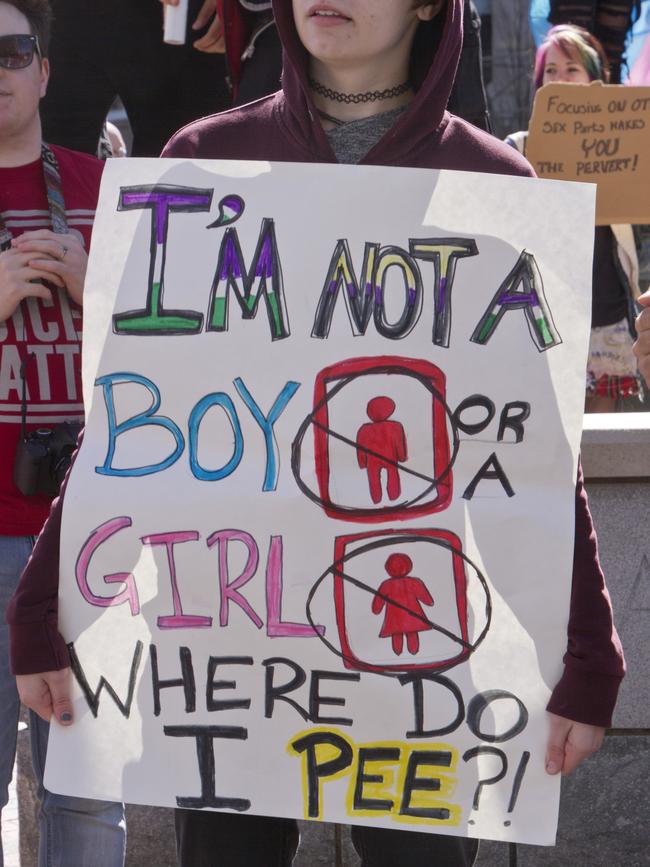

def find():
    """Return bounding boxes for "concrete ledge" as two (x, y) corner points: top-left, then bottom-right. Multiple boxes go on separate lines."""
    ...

(581, 412), (650, 479)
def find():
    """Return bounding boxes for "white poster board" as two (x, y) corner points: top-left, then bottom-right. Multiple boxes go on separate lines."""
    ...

(48, 159), (595, 846)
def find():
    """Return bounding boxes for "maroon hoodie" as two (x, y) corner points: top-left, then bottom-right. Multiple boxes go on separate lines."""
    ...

(163, 0), (530, 175)
(9, 0), (624, 728)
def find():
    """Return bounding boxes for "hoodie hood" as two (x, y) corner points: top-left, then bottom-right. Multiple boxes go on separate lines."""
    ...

(272, 0), (464, 164)
(164, 1), (531, 179)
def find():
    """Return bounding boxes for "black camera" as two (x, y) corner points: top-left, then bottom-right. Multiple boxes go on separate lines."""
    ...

(13, 421), (82, 497)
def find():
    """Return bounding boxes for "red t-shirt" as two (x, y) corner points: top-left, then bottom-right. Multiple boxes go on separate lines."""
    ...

(0, 145), (103, 536)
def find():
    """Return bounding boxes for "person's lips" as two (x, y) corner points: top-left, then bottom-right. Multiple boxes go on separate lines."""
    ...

(307, 4), (352, 23)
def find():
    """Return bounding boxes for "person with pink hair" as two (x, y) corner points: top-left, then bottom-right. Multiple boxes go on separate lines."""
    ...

(505, 24), (642, 412)
(546, 0), (641, 82)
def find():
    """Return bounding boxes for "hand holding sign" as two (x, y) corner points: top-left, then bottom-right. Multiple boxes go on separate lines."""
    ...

(545, 713), (605, 776)
(17, 669), (74, 726)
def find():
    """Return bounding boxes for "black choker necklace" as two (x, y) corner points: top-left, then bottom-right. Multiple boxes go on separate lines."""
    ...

(309, 77), (411, 104)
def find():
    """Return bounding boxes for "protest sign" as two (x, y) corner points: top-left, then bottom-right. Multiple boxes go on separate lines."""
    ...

(526, 81), (650, 224)
(46, 159), (595, 846)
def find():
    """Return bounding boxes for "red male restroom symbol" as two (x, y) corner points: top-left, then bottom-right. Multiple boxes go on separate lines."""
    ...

(295, 356), (458, 523)
(356, 396), (408, 504)
(372, 552), (434, 655)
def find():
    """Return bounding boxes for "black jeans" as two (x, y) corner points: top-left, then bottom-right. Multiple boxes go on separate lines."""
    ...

(41, 0), (230, 157)
(174, 811), (300, 867)
(351, 826), (478, 867)
(174, 809), (478, 867)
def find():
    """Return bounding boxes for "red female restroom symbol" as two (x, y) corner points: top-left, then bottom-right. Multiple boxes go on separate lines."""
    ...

(328, 529), (490, 675)
(373, 552), (434, 656)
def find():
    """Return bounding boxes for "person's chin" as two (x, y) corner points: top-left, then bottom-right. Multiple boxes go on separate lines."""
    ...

(306, 39), (356, 66)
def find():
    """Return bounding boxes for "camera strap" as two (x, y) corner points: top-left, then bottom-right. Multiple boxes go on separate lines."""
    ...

(0, 214), (10, 253)
(5, 144), (70, 439)
(0, 143), (68, 252)
(19, 353), (35, 441)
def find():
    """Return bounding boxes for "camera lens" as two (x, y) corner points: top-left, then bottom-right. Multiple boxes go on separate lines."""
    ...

(25, 438), (49, 459)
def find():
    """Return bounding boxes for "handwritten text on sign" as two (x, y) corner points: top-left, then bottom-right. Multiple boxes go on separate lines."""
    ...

(527, 81), (650, 224)
(48, 161), (595, 846)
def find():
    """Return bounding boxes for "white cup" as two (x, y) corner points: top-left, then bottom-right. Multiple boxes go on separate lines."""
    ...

(164, 0), (188, 45)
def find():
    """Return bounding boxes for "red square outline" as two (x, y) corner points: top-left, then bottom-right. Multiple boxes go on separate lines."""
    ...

(313, 356), (453, 523)
(333, 528), (470, 673)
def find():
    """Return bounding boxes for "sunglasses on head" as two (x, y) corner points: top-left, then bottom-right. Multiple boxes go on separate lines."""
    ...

(0, 34), (41, 70)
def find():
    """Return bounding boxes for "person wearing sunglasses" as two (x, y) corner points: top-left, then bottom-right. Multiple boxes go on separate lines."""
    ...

(0, 3), (125, 866)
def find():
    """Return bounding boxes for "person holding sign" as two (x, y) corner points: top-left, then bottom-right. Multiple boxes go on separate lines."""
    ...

(547, 0), (641, 83)
(0, 2), (125, 866)
(633, 289), (650, 379)
(505, 24), (642, 412)
(8, 1), (625, 866)
(163, 0), (622, 862)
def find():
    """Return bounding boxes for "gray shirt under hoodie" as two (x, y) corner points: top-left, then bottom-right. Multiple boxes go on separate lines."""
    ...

(325, 106), (407, 165)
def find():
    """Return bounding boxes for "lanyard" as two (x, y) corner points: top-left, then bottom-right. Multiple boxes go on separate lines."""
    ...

(0, 143), (68, 252)
(3, 144), (74, 429)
